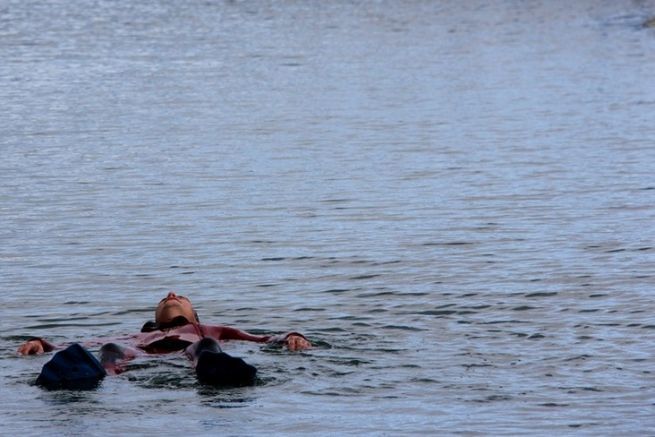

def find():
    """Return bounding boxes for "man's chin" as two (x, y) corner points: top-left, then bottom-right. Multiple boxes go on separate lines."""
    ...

(157, 308), (185, 322)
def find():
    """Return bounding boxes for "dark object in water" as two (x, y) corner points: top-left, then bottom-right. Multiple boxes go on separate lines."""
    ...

(645, 17), (655, 28)
(99, 342), (126, 365)
(195, 349), (257, 386)
(36, 343), (106, 390)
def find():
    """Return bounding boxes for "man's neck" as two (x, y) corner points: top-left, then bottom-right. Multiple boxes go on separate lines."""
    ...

(141, 315), (193, 332)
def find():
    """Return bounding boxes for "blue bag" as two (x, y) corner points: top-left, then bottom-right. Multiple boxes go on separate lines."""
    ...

(36, 343), (106, 390)
(195, 350), (257, 386)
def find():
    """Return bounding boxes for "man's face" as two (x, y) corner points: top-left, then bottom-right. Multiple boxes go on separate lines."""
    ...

(155, 292), (196, 324)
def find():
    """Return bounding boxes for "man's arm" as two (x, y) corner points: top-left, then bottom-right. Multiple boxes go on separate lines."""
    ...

(208, 326), (312, 351)
(216, 326), (271, 342)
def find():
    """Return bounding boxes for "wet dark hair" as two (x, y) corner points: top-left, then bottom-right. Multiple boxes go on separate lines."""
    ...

(141, 312), (200, 333)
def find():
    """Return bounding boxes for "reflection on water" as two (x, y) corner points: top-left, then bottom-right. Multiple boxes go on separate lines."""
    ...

(2, 0), (655, 434)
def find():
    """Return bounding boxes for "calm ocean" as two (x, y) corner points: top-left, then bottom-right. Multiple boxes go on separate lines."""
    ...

(2, 0), (655, 434)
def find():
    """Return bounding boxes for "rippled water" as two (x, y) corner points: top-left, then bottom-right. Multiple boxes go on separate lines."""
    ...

(2, 0), (655, 434)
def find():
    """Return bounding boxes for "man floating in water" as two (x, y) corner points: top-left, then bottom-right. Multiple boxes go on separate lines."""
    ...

(17, 292), (311, 389)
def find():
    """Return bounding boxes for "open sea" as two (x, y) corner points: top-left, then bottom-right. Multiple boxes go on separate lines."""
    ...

(2, 0), (655, 435)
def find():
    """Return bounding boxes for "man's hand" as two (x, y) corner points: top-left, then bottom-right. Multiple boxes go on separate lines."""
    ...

(286, 334), (311, 351)
(18, 339), (45, 355)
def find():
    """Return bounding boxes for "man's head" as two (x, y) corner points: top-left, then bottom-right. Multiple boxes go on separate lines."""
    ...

(155, 292), (198, 325)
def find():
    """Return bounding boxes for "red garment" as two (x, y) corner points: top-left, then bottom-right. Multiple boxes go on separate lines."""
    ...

(132, 323), (274, 353)
(29, 324), (305, 354)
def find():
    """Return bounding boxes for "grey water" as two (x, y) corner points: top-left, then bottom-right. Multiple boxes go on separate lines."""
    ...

(2, 0), (655, 434)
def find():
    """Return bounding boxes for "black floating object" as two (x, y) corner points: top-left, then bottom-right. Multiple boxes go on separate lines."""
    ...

(195, 351), (257, 387)
(36, 343), (106, 390)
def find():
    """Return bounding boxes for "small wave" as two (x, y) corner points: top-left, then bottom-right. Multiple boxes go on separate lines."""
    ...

(381, 325), (424, 331)
(321, 288), (350, 294)
(350, 274), (381, 280)
(472, 394), (512, 403)
(420, 310), (456, 316)
(422, 241), (476, 247)
(524, 292), (558, 298)
(24, 322), (118, 329)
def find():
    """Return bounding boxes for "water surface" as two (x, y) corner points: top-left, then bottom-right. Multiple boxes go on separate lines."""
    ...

(2, 0), (655, 434)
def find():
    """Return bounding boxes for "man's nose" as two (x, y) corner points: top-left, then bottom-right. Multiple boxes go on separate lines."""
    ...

(167, 291), (177, 299)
